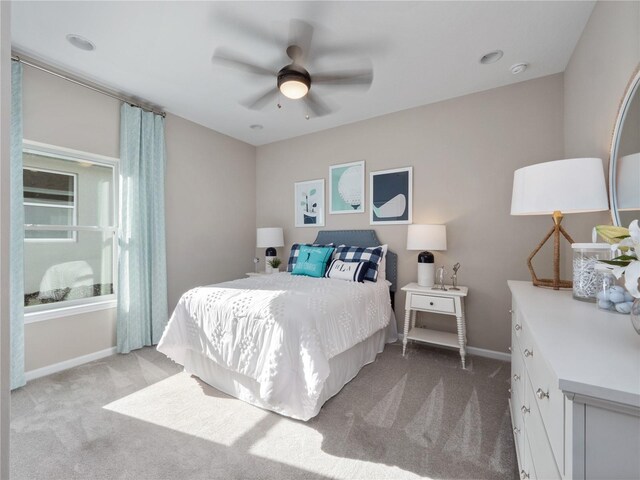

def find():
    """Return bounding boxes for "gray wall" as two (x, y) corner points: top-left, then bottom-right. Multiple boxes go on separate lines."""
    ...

(256, 74), (565, 353)
(22, 66), (256, 371)
(563, 0), (640, 234)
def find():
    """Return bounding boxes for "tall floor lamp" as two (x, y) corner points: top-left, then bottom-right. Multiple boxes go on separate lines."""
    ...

(510, 158), (609, 290)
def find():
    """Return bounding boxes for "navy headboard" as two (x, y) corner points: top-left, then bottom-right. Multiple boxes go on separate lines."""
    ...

(314, 229), (398, 293)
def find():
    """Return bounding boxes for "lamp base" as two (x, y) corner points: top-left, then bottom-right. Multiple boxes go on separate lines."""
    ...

(527, 211), (574, 290)
(417, 263), (435, 287)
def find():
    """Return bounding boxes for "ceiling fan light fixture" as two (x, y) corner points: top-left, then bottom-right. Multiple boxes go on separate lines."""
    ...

(280, 80), (309, 99)
(277, 68), (311, 99)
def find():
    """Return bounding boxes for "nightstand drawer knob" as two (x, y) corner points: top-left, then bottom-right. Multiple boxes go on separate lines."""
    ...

(513, 374), (520, 381)
(513, 427), (520, 434)
(429, 301), (434, 306)
(536, 388), (549, 400)
(520, 470), (530, 479)
(514, 324), (521, 331)
(524, 348), (533, 357)
(521, 405), (530, 414)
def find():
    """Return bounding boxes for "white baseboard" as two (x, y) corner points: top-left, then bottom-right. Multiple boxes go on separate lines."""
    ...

(25, 346), (117, 382)
(466, 346), (511, 362)
(397, 334), (511, 362)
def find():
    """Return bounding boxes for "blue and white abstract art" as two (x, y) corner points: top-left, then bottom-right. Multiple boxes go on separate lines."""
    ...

(370, 167), (412, 225)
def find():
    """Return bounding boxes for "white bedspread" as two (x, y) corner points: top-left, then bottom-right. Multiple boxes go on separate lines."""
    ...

(157, 272), (392, 419)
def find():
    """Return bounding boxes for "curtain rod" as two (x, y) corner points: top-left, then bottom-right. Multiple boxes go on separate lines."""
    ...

(11, 54), (166, 118)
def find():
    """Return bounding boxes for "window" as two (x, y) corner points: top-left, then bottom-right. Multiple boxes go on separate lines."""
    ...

(23, 142), (118, 319)
(24, 168), (77, 241)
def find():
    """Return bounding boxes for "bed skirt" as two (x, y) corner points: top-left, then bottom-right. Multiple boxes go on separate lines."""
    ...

(181, 320), (396, 421)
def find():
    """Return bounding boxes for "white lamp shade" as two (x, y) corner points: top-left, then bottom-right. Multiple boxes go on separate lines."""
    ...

(617, 153), (640, 210)
(406, 224), (447, 251)
(511, 158), (609, 215)
(256, 227), (284, 248)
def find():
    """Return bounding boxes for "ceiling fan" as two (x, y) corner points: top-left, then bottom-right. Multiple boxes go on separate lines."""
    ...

(211, 19), (374, 118)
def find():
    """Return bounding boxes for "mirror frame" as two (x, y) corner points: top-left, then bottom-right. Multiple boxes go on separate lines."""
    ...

(609, 64), (640, 226)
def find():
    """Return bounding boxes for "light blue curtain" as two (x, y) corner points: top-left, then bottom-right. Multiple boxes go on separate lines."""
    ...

(10, 61), (25, 389)
(117, 104), (168, 354)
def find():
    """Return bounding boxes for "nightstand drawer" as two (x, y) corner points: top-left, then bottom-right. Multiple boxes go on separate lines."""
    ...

(411, 294), (455, 313)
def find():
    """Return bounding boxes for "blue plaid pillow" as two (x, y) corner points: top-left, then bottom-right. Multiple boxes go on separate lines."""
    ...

(287, 243), (334, 272)
(333, 245), (384, 282)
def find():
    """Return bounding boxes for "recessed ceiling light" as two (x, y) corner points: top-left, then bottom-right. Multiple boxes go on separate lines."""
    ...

(66, 34), (95, 51)
(479, 50), (503, 65)
(510, 63), (529, 75)
(250, 124), (263, 130)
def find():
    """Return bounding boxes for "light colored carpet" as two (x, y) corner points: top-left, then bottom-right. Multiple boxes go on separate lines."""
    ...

(11, 343), (517, 480)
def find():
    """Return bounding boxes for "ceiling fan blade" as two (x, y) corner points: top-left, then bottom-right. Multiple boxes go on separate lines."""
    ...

(244, 87), (280, 110)
(287, 19), (314, 64)
(304, 91), (331, 117)
(312, 69), (373, 87)
(211, 48), (275, 77)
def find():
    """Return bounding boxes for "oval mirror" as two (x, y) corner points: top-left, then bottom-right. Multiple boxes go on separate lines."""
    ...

(610, 66), (640, 226)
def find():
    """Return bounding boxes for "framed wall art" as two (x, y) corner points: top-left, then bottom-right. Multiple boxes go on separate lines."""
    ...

(294, 179), (325, 227)
(370, 167), (412, 224)
(330, 160), (365, 214)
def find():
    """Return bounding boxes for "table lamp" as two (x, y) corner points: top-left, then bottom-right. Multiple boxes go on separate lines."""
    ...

(406, 224), (447, 287)
(256, 227), (284, 273)
(510, 158), (608, 290)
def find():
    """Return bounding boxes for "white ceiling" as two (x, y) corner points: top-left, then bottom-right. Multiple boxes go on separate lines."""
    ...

(12, 1), (595, 146)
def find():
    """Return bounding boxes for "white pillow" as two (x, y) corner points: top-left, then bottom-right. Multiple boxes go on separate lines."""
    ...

(325, 259), (370, 282)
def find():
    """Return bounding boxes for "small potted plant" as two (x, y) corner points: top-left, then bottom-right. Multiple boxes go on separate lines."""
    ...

(268, 257), (282, 273)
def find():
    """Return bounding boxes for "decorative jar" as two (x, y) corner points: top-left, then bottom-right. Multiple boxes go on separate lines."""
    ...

(572, 243), (612, 302)
(596, 268), (634, 314)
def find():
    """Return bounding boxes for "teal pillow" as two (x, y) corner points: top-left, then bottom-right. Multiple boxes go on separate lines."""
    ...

(291, 245), (335, 278)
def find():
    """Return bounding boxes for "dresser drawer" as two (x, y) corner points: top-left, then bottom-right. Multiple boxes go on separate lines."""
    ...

(524, 378), (561, 480)
(510, 398), (525, 465)
(518, 322), (564, 473)
(410, 294), (455, 314)
(512, 301), (523, 339)
(511, 330), (526, 404)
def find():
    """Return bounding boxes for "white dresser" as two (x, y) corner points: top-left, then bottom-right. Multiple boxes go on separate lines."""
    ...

(509, 281), (640, 480)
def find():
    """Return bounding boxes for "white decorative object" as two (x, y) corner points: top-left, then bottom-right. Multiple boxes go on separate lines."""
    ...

(256, 227), (284, 273)
(406, 224), (447, 287)
(509, 280), (640, 480)
(571, 243), (611, 302)
(401, 283), (468, 368)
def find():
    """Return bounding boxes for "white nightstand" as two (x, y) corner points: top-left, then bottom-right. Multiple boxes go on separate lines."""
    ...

(401, 283), (469, 368)
(246, 272), (269, 277)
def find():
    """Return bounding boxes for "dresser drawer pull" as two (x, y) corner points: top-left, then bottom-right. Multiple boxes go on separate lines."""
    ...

(536, 388), (549, 400)
(520, 405), (530, 414)
(523, 348), (533, 357)
(513, 427), (520, 434)
(430, 302), (434, 306)
(520, 470), (530, 479)
(513, 374), (520, 381)
(514, 324), (521, 331)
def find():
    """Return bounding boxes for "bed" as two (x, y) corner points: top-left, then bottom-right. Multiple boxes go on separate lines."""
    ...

(157, 230), (398, 421)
